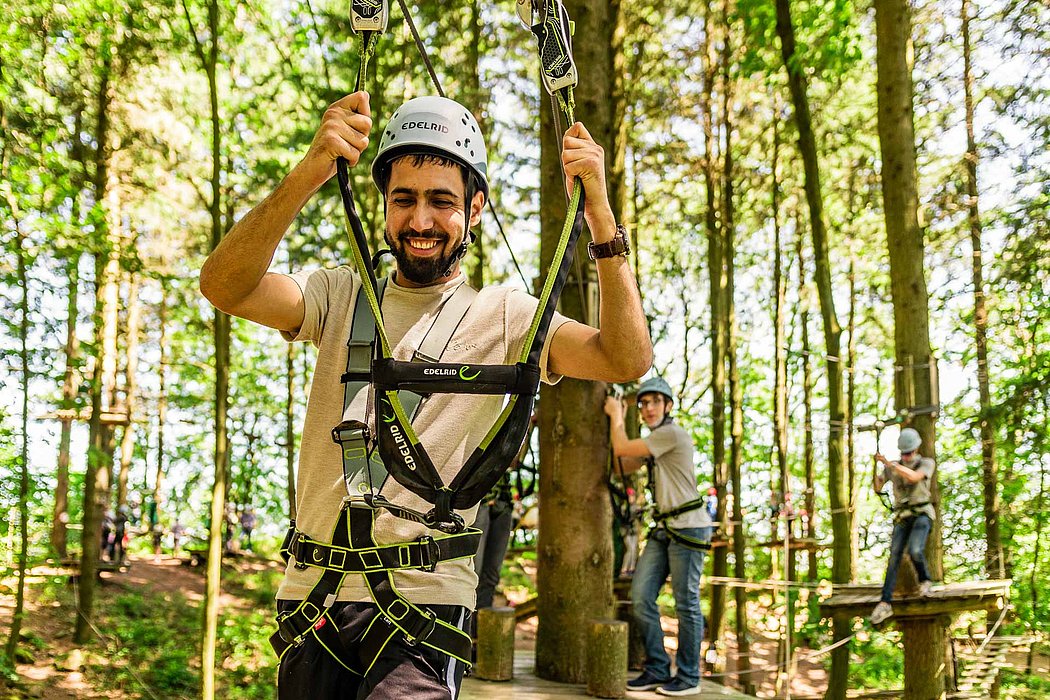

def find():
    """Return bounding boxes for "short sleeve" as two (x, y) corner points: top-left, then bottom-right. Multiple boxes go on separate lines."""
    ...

(504, 289), (572, 385)
(643, 425), (678, 459)
(916, 457), (935, 480)
(280, 267), (354, 345)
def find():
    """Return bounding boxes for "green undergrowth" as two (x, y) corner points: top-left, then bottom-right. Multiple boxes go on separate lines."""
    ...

(28, 561), (281, 699)
(1001, 669), (1050, 699)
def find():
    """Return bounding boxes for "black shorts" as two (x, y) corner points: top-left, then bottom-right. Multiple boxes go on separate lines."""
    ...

(276, 600), (471, 700)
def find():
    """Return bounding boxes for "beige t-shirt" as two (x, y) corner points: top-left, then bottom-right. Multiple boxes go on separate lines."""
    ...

(643, 421), (710, 530)
(883, 455), (936, 521)
(277, 266), (570, 609)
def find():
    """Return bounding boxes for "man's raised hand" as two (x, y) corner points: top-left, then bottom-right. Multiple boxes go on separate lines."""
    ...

(300, 92), (373, 189)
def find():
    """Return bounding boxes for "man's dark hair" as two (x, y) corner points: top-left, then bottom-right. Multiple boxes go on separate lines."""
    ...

(380, 154), (470, 194)
(379, 153), (477, 197)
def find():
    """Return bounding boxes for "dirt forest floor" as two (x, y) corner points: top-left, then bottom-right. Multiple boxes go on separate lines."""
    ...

(1, 555), (829, 699)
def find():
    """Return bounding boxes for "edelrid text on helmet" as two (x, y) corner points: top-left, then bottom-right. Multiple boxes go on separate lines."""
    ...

(898, 427), (922, 453)
(371, 96), (489, 198)
(637, 376), (674, 403)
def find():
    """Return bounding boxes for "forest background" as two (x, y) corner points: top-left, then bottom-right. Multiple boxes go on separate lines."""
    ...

(0, 0), (1047, 696)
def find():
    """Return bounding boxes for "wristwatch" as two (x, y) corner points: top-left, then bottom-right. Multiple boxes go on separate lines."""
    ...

(587, 224), (631, 260)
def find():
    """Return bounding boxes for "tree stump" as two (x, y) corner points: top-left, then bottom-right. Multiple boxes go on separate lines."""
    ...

(587, 619), (628, 698)
(475, 607), (515, 681)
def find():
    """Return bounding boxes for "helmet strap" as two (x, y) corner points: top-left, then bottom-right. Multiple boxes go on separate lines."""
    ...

(442, 175), (477, 278)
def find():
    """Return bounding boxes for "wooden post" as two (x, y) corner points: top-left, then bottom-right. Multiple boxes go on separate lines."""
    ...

(475, 607), (515, 681)
(613, 578), (645, 670)
(587, 619), (628, 698)
(899, 615), (950, 700)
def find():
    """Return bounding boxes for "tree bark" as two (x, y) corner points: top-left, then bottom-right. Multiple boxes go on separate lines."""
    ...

(701, 0), (729, 652)
(53, 257), (80, 559)
(874, 0), (946, 694)
(721, 9), (754, 690)
(961, 0), (1003, 581)
(154, 287), (168, 515)
(774, 0), (851, 693)
(116, 272), (142, 510)
(1, 112), (32, 664)
(76, 48), (116, 644)
(534, 0), (619, 683)
(797, 221), (814, 586)
(185, 0), (230, 693)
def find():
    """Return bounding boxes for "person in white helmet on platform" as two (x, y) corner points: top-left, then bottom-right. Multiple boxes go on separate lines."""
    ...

(869, 427), (937, 625)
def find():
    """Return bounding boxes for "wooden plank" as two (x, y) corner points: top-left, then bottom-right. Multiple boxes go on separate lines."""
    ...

(820, 580), (1011, 619)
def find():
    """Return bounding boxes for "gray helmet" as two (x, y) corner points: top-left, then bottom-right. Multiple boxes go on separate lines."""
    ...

(898, 428), (922, 453)
(371, 96), (489, 198)
(637, 376), (674, 403)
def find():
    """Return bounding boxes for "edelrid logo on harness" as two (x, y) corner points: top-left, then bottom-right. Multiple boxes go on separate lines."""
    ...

(402, 121), (449, 134)
(389, 424), (417, 470)
(459, 365), (480, 381)
(423, 367), (458, 376)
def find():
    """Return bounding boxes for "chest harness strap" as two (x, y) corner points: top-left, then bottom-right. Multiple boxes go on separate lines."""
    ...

(271, 278), (481, 670)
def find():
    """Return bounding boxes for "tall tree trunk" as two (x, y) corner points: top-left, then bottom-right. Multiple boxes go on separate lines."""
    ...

(770, 108), (794, 696)
(701, 0), (729, 652)
(874, 0), (946, 695)
(53, 257), (80, 559)
(774, 0), (851, 693)
(847, 255), (858, 581)
(846, 162), (859, 581)
(184, 0), (230, 693)
(771, 103), (788, 585)
(1, 117), (32, 664)
(153, 287), (168, 514)
(721, 10), (754, 692)
(116, 272), (141, 510)
(76, 50), (116, 644)
(1027, 436), (1045, 674)
(962, 0), (1002, 581)
(797, 222), (814, 585)
(535, 0), (619, 682)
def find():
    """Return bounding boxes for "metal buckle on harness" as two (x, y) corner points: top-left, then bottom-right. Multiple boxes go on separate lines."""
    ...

(277, 612), (309, 647)
(332, 419), (370, 446)
(402, 609), (438, 647)
(291, 533), (309, 570)
(417, 535), (440, 573)
(424, 509), (465, 535)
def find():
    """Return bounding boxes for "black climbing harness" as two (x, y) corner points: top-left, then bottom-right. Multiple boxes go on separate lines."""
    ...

(272, 0), (587, 673)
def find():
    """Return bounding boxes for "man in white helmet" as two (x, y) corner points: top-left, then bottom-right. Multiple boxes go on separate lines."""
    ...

(199, 92), (651, 698)
(869, 427), (936, 625)
(604, 376), (712, 697)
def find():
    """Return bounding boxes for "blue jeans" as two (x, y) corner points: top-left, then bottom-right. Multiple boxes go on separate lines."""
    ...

(880, 514), (932, 603)
(630, 526), (709, 686)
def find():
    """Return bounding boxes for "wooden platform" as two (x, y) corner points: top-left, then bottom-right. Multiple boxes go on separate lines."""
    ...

(819, 580), (1011, 620)
(461, 651), (759, 699)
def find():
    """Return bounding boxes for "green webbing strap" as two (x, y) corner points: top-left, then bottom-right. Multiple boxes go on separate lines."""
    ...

(653, 498), (706, 523)
(662, 526), (713, 552)
(271, 503), (478, 670)
(336, 279), (478, 497)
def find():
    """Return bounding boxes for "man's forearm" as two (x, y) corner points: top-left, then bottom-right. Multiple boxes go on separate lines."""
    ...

(200, 163), (323, 307)
(608, 415), (631, 453)
(593, 220), (651, 380)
